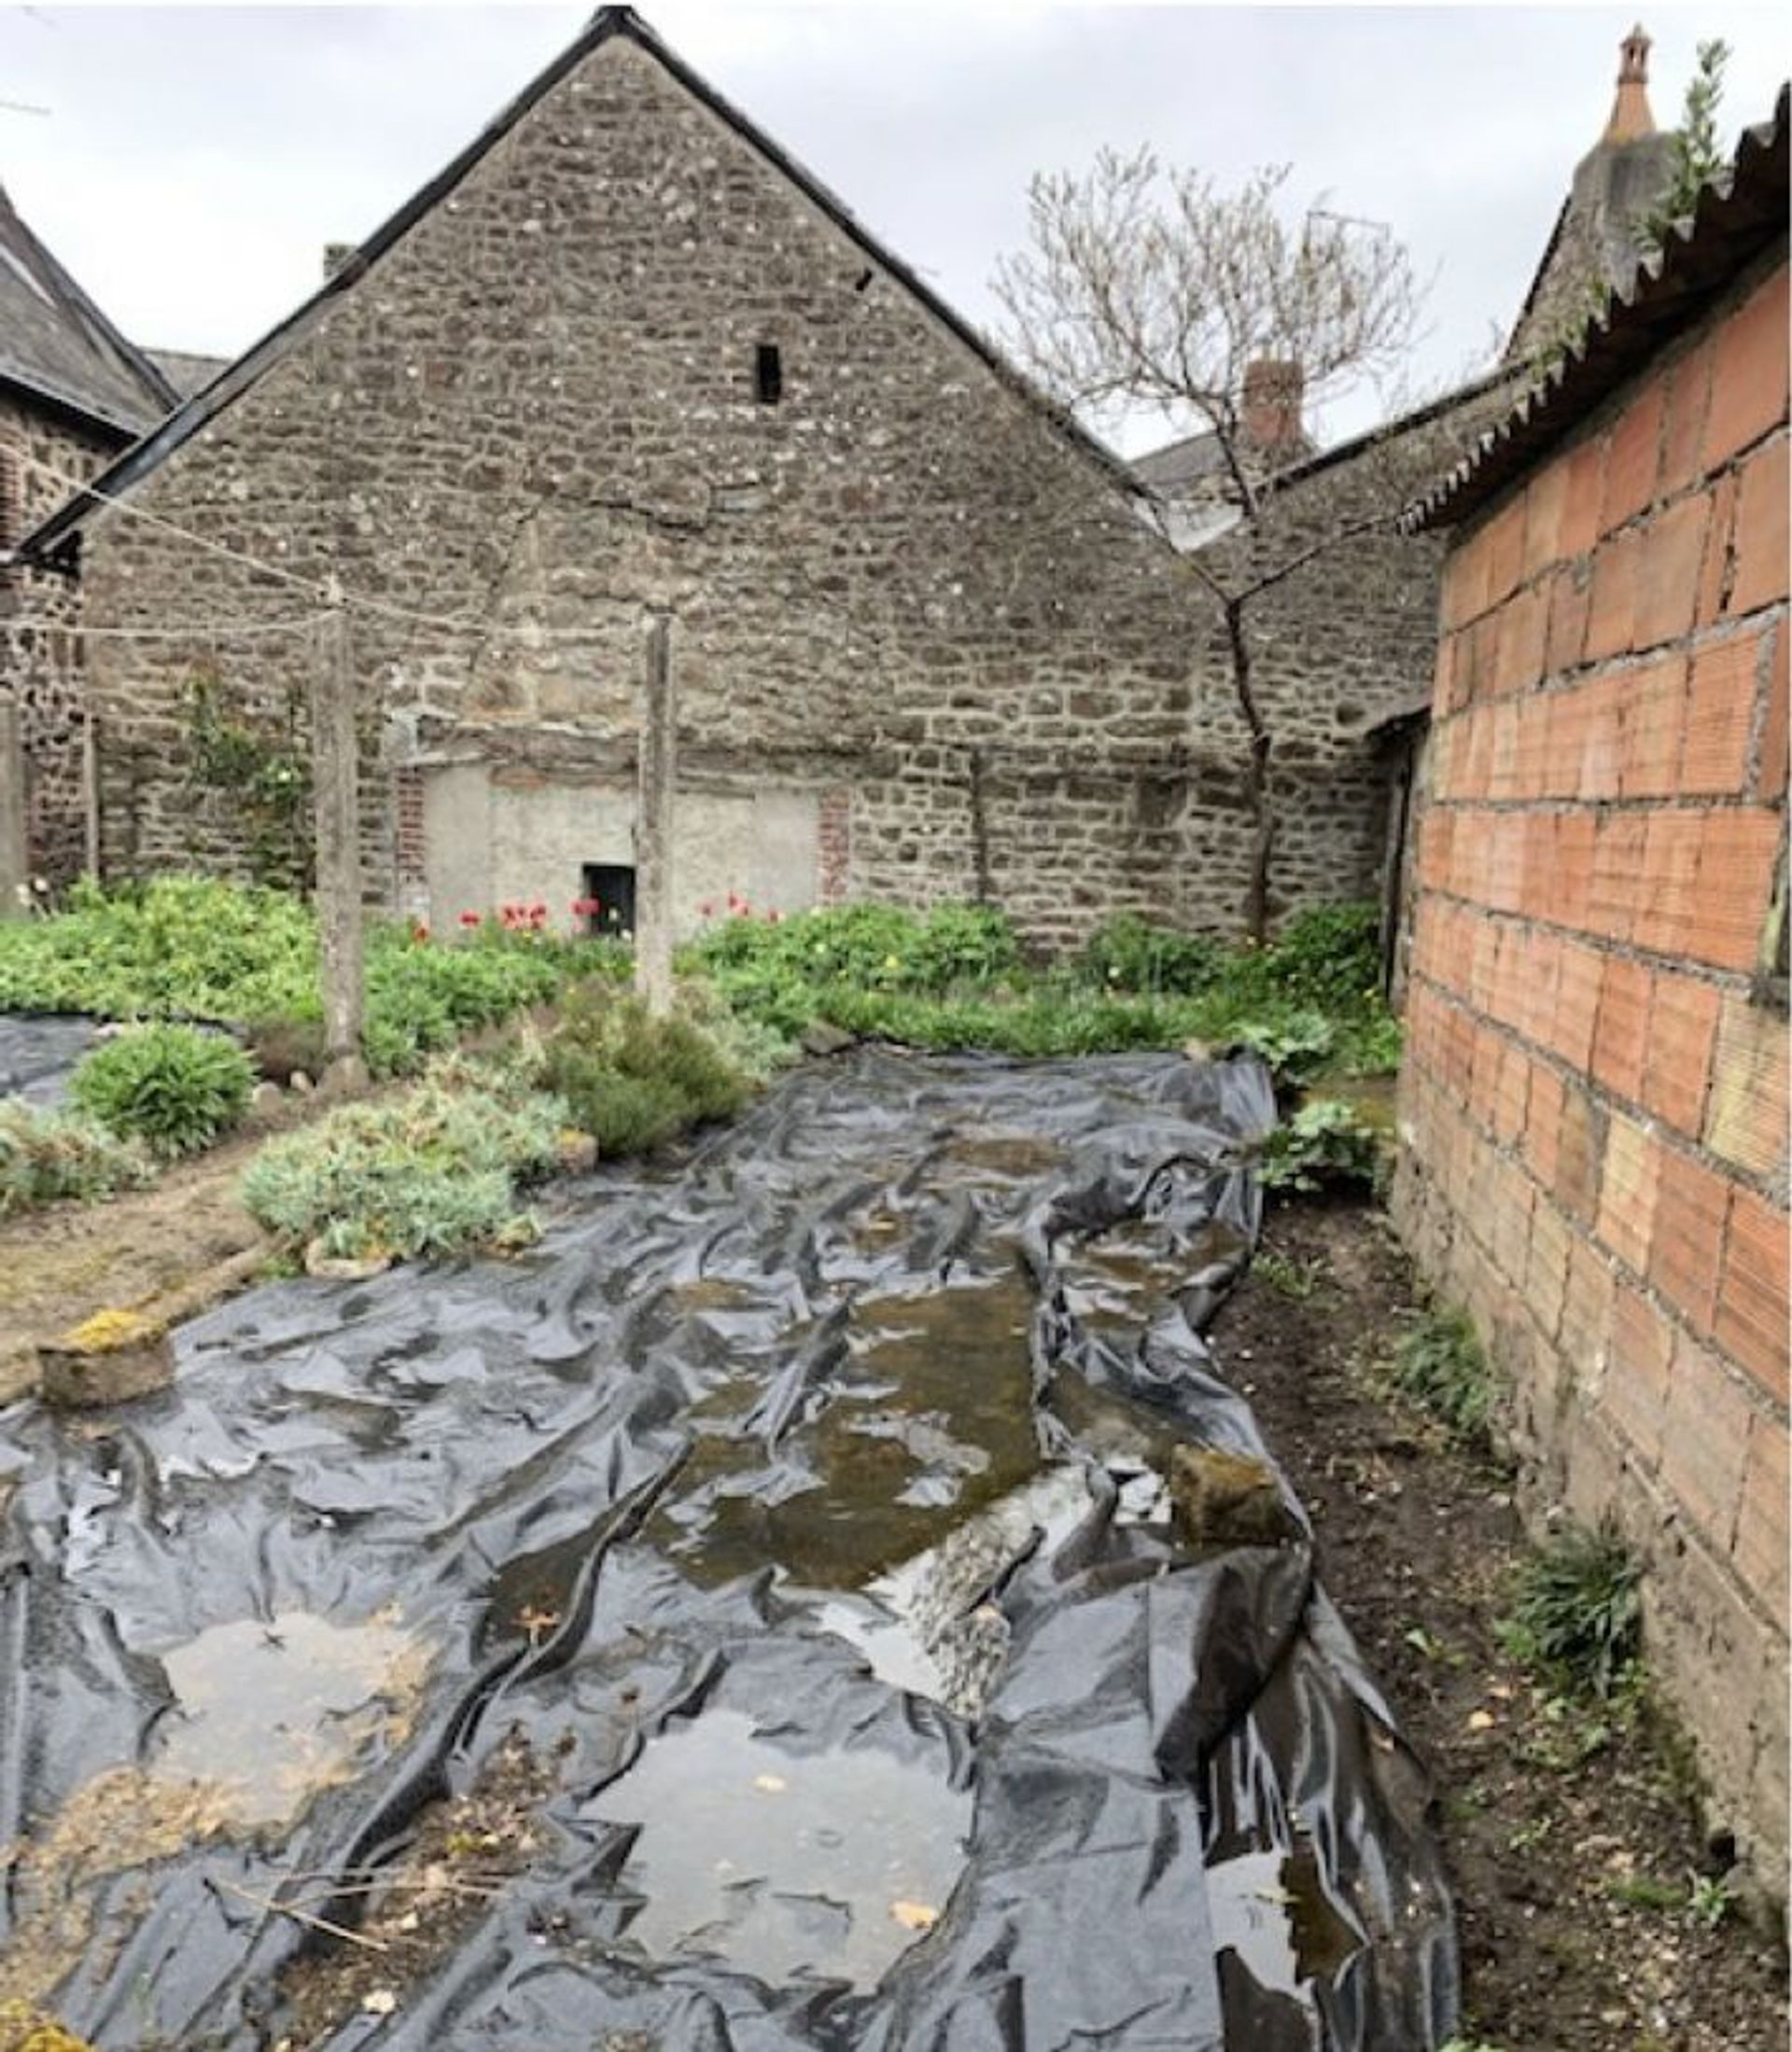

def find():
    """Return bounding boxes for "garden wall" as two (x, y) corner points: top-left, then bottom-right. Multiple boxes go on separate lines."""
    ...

(1393, 251), (1789, 1875)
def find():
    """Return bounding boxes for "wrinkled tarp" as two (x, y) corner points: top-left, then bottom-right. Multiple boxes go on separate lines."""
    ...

(0, 1014), (99, 1107)
(0, 1051), (1460, 2050)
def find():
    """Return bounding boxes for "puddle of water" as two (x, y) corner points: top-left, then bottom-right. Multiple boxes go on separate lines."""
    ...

(648, 1275), (1042, 1589)
(148, 1610), (427, 1826)
(940, 1133), (1066, 1182)
(584, 1706), (971, 1989)
(1207, 1838), (1362, 1998)
(1057, 1223), (1193, 1333)
(812, 1462), (1100, 1711)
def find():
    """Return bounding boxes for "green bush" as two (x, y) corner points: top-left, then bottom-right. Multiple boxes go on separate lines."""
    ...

(242, 1055), (566, 1262)
(0, 877), (612, 1082)
(69, 1024), (254, 1160)
(0, 1102), (156, 1217)
(1076, 914), (1220, 995)
(1499, 1526), (1644, 1700)
(684, 898), (1397, 1080)
(1393, 1306), (1494, 1447)
(537, 986), (750, 1150)
(1257, 1097), (1383, 1194)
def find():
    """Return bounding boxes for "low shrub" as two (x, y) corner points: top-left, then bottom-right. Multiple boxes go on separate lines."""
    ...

(242, 1055), (567, 1262)
(1392, 1306), (1494, 1447)
(686, 898), (1398, 1081)
(1499, 1526), (1644, 1700)
(1256, 1097), (1383, 1193)
(537, 985), (751, 1150)
(1076, 914), (1220, 995)
(0, 877), (615, 1082)
(0, 1102), (156, 1217)
(69, 1024), (255, 1160)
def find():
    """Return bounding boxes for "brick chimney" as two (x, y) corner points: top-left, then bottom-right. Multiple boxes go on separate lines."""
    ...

(1241, 359), (1304, 457)
(1604, 23), (1657, 144)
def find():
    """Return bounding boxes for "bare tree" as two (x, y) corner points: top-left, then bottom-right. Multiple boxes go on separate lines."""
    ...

(994, 150), (1431, 940)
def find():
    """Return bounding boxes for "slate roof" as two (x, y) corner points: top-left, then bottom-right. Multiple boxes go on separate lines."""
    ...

(0, 181), (178, 438)
(146, 348), (231, 401)
(1409, 86), (1789, 532)
(11, 5), (1141, 569)
(1130, 429), (1230, 496)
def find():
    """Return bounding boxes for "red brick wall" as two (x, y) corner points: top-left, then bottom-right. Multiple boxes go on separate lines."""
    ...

(1395, 253), (1789, 1875)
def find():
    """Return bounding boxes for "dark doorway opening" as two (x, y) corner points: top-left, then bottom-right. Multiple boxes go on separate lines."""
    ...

(583, 863), (637, 938)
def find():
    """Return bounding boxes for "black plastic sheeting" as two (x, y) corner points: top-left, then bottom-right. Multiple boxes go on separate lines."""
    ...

(0, 1014), (100, 1108)
(0, 1051), (1460, 2051)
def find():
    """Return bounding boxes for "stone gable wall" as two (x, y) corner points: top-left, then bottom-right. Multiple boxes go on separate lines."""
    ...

(75, 33), (1213, 948)
(1393, 250), (1789, 1876)
(1, 394), (120, 894)
(63, 28), (1497, 948)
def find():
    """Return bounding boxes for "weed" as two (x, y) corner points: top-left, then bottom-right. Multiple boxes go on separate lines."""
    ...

(0, 1102), (156, 1217)
(69, 1024), (254, 1160)
(1253, 1247), (1323, 1299)
(1392, 1306), (1494, 1449)
(1499, 1525), (1644, 1700)
(1257, 1097), (1382, 1193)
(1075, 914), (1220, 996)
(1687, 1872), (1735, 1928)
(1606, 1872), (1685, 1914)
(1505, 1816), (1552, 1853)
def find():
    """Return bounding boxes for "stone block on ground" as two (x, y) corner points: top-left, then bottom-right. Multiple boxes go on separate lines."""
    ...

(38, 1308), (175, 1408)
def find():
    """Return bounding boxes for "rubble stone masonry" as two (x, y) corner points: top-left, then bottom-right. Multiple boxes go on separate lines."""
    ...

(1393, 252), (1789, 1875)
(1, 395), (119, 891)
(66, 24), (1471, 944)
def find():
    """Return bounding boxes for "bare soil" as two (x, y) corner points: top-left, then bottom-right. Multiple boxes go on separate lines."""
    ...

(0, 1084), (390, 1403)
(1216, 1194), (1788, 2052)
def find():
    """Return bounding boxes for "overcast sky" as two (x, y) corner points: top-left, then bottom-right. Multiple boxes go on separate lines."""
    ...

(2, 2), (1787, 453)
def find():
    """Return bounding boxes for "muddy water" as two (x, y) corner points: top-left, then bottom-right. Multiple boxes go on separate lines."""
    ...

(584, 1706), (973, 1989)
(646, 1270), (1043, 1588)
(147, 1610), (425, 1825)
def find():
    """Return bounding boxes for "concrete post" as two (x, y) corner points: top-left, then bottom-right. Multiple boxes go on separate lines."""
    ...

(635, 609), (677, 1014)
(0, 699), (26, 917)
(80, 709), (100, 878)
(314, 607), (366, 1081)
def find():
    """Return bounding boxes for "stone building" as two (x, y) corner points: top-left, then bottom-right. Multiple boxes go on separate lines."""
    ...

(0, 181), (176, 899)
(9, 7), (1213, 950)
(1395, 91), (1788, 1877)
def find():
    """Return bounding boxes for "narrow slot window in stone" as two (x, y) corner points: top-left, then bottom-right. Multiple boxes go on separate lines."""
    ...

(754, 343), (783, 405)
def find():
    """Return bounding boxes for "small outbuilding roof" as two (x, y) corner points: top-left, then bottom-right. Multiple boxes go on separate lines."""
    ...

(11, 5), (1141, 570)
(0, 181), (178, 438)
(1408, 84), (1789, 533)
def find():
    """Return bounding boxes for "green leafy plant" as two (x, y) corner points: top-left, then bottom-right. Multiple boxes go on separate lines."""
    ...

(536, 984), (750, 1152)
(1257, 1097), (1382, 1193)
(1687, 1871), (1735, 1929)
(1076, 914), (1220, 995)
(1498, 1526), (1644, 1701)
(1252, 1247), (1323, 1299)
(0, 877), (609, 1082)
(1392, 1306), (1494, 1448)
(69, 1024), (254, 1160)
(1634, 39), (1730, 258)
(0, 1102), (156, 1217)
(185, 665), (315, 890)
(242, 1054), (566, 1262)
